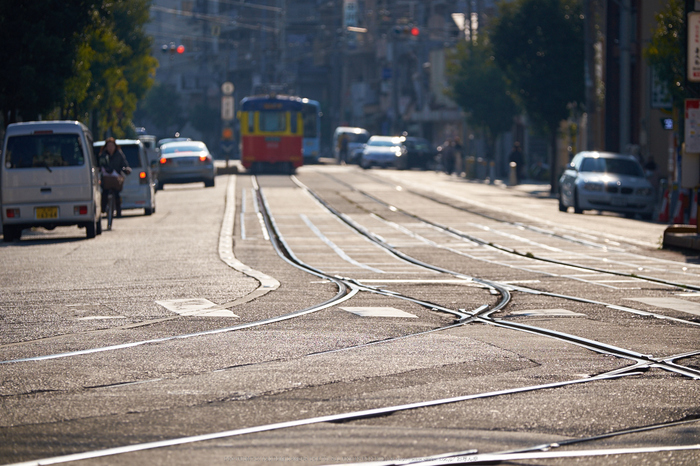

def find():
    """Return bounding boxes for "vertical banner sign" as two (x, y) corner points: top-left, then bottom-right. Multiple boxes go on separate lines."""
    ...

(221, 96), (234, 121)
(689, 12), (700, 82)
(686, 99), (700, 153)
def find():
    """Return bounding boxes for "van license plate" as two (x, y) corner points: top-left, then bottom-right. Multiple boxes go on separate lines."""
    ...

(36, 207), (58, 219)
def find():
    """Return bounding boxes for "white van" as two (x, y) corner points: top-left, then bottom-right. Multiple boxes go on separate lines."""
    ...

(332, 127), (370, 164)
(1, 121), (102, 241)
(94, 139), (156, 215)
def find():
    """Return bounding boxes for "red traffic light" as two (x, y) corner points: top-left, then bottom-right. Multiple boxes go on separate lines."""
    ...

(176, 45), (185, 54)
(410, 27), (420, 36)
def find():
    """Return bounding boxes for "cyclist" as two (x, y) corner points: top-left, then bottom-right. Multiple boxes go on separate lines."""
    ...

(98, 137), (131, 217)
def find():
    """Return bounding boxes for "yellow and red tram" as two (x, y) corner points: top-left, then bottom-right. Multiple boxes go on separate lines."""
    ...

(238, 95), (304, 173)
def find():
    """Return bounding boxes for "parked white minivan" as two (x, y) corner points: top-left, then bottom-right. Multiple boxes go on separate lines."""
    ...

(1, 121), (102, 241)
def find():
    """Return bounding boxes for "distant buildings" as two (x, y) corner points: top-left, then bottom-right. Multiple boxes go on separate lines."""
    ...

(145, 0), (675, 185)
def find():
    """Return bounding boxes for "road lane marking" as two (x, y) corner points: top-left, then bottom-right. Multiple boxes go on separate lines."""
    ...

(155, 298), (238, 317)
(340, 306), (417, 318)
(626, 297), (700, 316)
(510, 309), (586, 317)
(300, 214), (385, 273)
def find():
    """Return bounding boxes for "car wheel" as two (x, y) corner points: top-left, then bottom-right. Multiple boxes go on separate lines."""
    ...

(558, 192), (567, 212)
(573, 188), (583, 214)
(3, 226), (19, 242)
(204, 179), (215, 188)
(144, 207), (153, 216)
(96, 218), (102, 235)
(86, 221), (97, 239)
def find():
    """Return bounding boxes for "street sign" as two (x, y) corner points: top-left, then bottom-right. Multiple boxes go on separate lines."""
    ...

(685, 99), (700, 153)
(220, 140), (235, 154)
(221, 96), (234, 120)
(221, 82), (234, 95)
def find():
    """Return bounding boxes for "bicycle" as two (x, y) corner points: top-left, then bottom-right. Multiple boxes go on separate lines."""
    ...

(105, 188), (116, 230)
(101, 173), (124, 231)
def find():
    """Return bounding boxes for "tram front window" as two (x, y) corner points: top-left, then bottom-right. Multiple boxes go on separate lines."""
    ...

(259, 111), (287, 132)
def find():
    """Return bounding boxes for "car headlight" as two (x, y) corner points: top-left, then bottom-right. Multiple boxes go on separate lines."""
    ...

(582, 181), (604, 191)
(635, 187), (653, 196)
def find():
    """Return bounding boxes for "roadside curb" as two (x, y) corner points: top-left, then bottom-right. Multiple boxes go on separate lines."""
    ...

(663, 225), (700, 251)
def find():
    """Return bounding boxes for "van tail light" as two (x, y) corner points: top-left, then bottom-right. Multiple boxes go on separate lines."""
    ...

(6, 208), (20, 218)
(159, 157), (170, 165)
(74, 205), (89, 215)
(139, 171), (149, 184)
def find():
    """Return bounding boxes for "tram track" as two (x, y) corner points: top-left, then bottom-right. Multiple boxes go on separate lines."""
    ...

(320, 171), (700, 291)
(289, 175), (700, 379)
(5, 171), (700, 465)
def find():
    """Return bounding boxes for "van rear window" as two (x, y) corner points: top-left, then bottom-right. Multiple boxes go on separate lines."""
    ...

(5, 134), (84, 168)
(121, 145), (142, 168)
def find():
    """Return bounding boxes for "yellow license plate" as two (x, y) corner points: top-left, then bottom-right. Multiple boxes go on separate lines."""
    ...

(36, 207), (58, 219)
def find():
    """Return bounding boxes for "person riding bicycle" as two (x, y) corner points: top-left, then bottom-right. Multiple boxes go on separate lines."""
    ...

(98, 137), (131, 217)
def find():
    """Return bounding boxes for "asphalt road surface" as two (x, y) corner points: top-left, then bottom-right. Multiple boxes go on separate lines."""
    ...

(1, 165), (699, 466)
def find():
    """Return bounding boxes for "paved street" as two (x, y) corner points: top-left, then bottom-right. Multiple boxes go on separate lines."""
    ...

(1, 165), (699, 465)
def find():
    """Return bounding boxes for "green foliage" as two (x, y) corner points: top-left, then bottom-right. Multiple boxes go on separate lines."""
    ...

(0, 0), (101, 123)
(0, 0), (156, 137)
(446, 39), (519, 154)
(644, 0), (684, 105)
(490, 0), (585, 134)
(63, 0), (158, 139)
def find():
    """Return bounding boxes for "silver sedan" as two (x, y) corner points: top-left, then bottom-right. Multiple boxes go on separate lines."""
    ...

(157, 141), (215, 189)
(359, 136), (408, 169)
(558, 151), (655, 220)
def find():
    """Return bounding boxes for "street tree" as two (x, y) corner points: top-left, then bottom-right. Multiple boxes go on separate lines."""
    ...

(0, 0), (101, 125)
(490, 0), (585, 192)
(644, 0), (685, 107)
(62, 0), (158, 138)
(447, 38), (519, 162)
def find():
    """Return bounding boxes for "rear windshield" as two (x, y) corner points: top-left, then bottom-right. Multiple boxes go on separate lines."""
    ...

(162, 144), (205, 154)
(347, 132), (369, 144)
(5, 134), (84, 168)
(121, 145), (142, 168)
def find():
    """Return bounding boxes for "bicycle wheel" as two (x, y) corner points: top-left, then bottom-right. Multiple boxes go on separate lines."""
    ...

(107, 191), (114, 230)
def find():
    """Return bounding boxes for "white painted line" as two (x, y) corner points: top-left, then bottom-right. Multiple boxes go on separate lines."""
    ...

(626, 297), (700, 316)
(155, 298), (238, 317)
(219, 177), (279, 293)
(300, 214), (385, 273)
(77, 316), (128, 321)
(358, 279), (475, 286)
(510, 309), (586, 317)
(240, 187), (247, 239)
(340, 306), (418, 318)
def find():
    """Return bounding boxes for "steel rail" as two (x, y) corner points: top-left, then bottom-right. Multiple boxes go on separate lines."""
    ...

(291, 175), (700, 378)
(289, 176), (512, 316)
(6, 373), (637, 466)
(322, 171), (700, 291)
(310, 172), (700, 327)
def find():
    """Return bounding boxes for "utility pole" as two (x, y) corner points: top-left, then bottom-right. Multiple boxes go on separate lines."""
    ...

(619, 0), (631, 152)
(584, 0), (598, 150)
